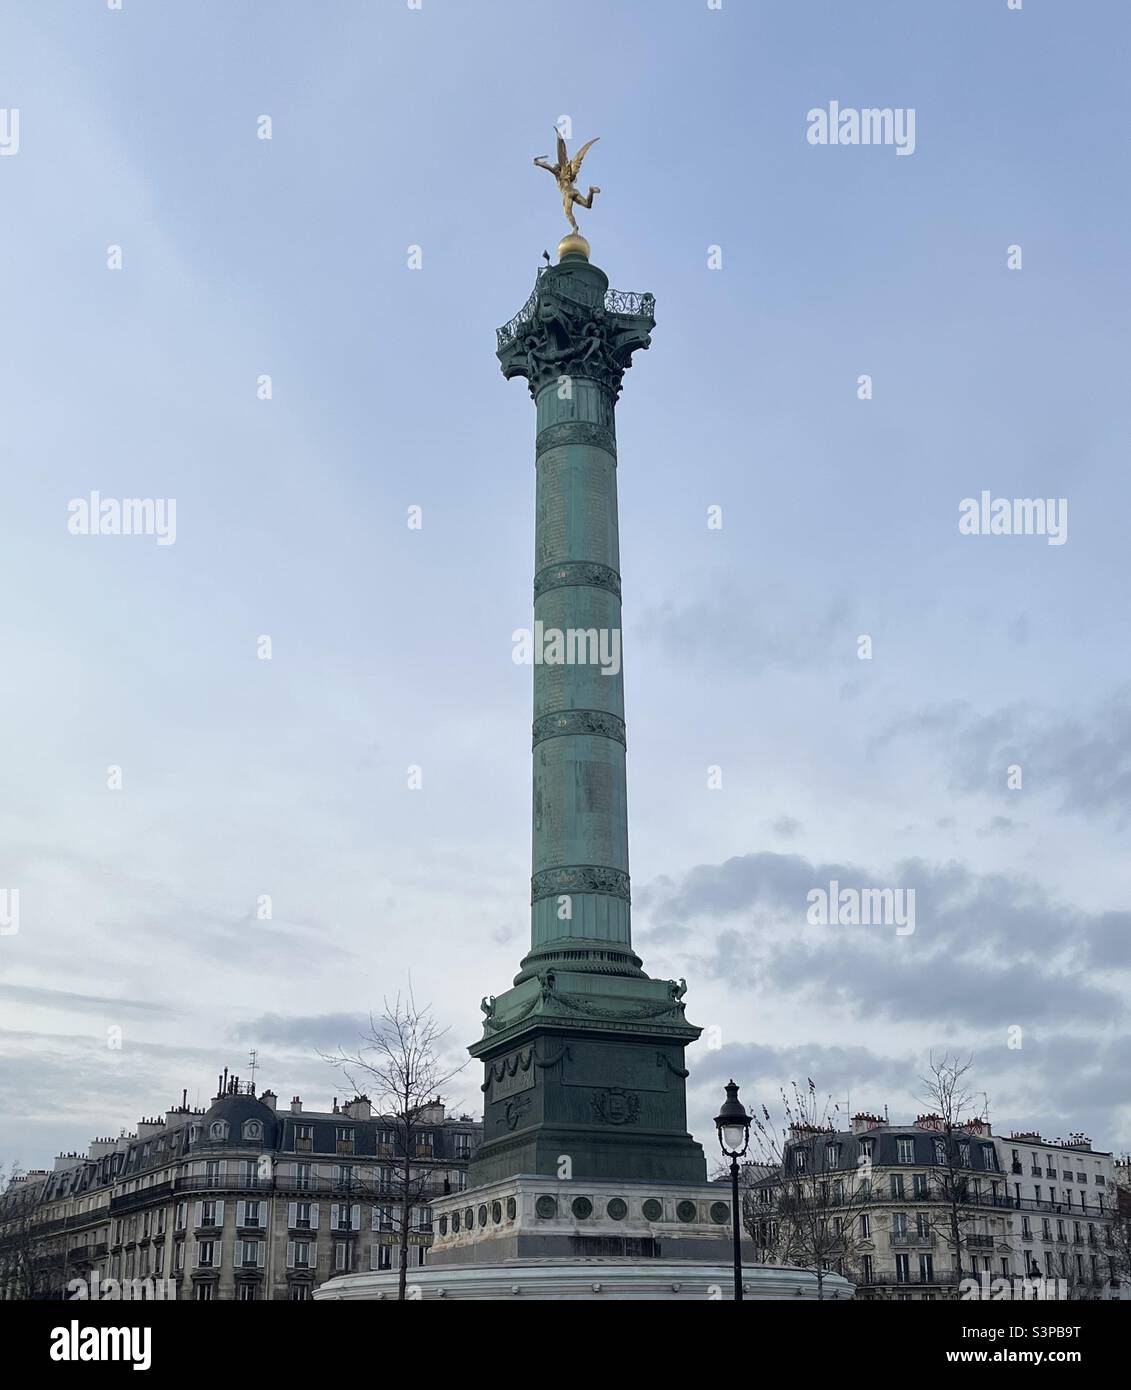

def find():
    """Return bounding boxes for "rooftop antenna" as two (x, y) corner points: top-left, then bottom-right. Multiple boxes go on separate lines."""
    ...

(248, 1049), (259, 1094)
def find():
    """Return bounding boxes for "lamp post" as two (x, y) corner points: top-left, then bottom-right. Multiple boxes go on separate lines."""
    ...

(714, 1079), (752, 1302)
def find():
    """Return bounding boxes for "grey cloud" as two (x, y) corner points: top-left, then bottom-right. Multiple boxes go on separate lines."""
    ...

(0, 983), (171, 1017)
(878, 687), (1131, 822)
(230, 1012), (370, 1052)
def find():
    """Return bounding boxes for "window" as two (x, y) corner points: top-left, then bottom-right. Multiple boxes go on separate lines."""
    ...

(1096, 1175), (1106, 1187)
(372, 1243), (392, 1271)
(1042, 1219), (1051, 1240)
(174, 1243), (185, 1273)
(238, 1200), (263, 1228)
(289, 1284), (311, 1301)
(1022, 1217), (1032, 1238)
(958, 1142), (971, 1167)
(890, 1174), (904, 1199)
(156, 1208), (166, 1236)
(204, 1160), (223, 1189)
(1077, 1172), (1086, 1185)
(861, 1255), (873, 1284)
(825, 1143), (840, 1170)
(918, 1253), (934, 1283)
(375, 1206), (394, 1232)
(913, 1173), (928, 1198)
(330, 1203), (356, 1232)
(195, 1282), (215, 1301)
(154, 1245), (164, 1275)
(239, 1159), (258, 1186)
(896, 1138), (915, 1164)
(1034, 1186), (1042, 1203)
(335, 1127), (355, 1155)
(915, 1213), (929, 1238)
(242, 1120), (263, 1142)
(296, 1125), (314, 1152)
(453, 1132), (472, 1158)
(892, 1212), (908, 1238)
(859, 1214), (870, 1239)
(415, 1132), (434, 1157)
(196, 1240), (216, 1268)
(794, 1149), (807, 1173)
(288, 1241), (312, 1270)
(833, 1180), (845, 1205)
(981, 1144), (999, 1172)
(237, 1283), (257, 1301)
(335, 1165), (355, 1188)
(859, 1137), (874, 1163)
(241, 1240), (263, 1268)
(209, 1121), (229, 1142)
(294, 1162), (312, 1190)
(334, 1241), (350, 1271)
(1057, 1220), (1066, 1241)
(198, 1199), (221, 1228)
(412, 1206), (433, 1232)
(934, 1140), (947, 1165)
(291, 1201), (314, 1231)
(895, 1253), (910, 1283)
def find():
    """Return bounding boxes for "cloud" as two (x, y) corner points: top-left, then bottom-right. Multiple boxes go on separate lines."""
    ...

(640, 849), (1129, 1027)
(0, 983), (171, 1017)
(229, 1012), (370, 1053)
(877, 687), (1131, 822)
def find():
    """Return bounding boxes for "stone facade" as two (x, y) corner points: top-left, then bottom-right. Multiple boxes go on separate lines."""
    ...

(0, 1076), (480, 1301)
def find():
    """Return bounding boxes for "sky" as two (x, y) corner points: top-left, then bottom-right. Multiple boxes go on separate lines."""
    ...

(1, 0), (1128, 1175)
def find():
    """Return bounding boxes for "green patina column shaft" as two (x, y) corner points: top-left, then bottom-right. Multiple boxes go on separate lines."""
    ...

(517, 250), (641, 982)
(467, 241), (706, 1187)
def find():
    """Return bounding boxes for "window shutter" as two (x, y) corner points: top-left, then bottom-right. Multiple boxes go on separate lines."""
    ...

(370, 1244), (380, 1271)
(215, 1200), (225, 1224)
(194, 1200), (202, 1226)
(257, 1241), (265, 1268)
(351, 1204), (360, 1231)
(287, 1240), (295, 1269)
(288, 1201), (296, 1226)
(371, 1206), (379, 1231)
(236, 1201), (245, 1226)
(311, 1203), (320, 1230)
(330, 1203), (339, 1228)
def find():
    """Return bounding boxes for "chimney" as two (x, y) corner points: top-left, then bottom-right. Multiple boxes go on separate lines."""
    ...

(136, 1117), (164, 1140)
(344, 1096), (371, 1121)
(851, 1112), (884, 1134)
(88, 1137), (116, 1161)
(260, 1089), (277, 1112)
(290, 1096), (302, 1114)
(53, 1153), (85, 1173)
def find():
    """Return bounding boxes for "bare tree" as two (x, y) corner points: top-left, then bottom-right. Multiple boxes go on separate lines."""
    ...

(916, 1052), (987, 1292)
(0, 1163), (64, 1300)
(323, 988), (467, 1301)
(1104, 1186), (1131, 1299)
(745, 1081), (875, 1301)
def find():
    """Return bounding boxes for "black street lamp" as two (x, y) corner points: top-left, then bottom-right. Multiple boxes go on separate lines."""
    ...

(714, 1078), (752, 1302)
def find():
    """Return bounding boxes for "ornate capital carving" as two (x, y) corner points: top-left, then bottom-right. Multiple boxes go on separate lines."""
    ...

(497, 265), (655, 400)
(532, 709), (626, 748)
(533, 560), (621, 601)
(530, 865), (631, 904)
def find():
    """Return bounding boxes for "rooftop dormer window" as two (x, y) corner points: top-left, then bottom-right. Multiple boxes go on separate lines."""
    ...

(209, 1121), (230, 1142)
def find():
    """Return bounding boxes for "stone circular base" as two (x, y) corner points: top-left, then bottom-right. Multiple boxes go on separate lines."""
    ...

(313, 1258), (853, 1301)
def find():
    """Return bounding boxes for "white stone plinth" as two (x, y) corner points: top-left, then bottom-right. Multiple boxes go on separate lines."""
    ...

(313, 1257), (854, 1301)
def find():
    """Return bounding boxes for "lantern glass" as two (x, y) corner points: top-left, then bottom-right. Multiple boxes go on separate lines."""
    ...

(721, 1123), (747, 1153)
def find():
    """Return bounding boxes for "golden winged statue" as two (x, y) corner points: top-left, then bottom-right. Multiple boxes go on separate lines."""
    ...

(533, 131), (601, 233)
